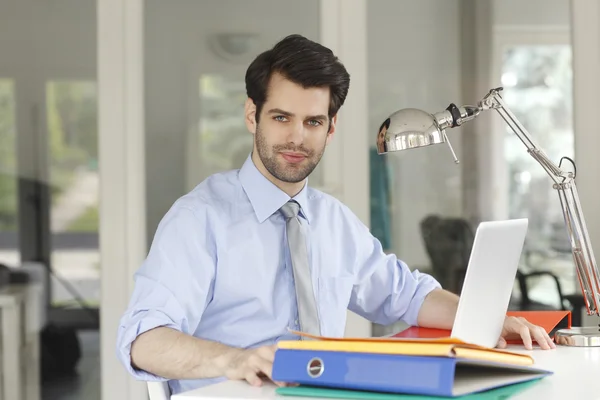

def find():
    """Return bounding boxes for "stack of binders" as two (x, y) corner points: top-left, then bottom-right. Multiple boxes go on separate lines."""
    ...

(271, 330), (553, 398)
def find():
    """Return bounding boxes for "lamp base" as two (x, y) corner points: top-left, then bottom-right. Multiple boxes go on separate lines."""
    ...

(555, 326), (600, 347)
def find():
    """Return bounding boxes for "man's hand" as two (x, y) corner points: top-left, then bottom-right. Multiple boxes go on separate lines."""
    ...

(224, 345), (287, 387)
(496, 316), (556, 350)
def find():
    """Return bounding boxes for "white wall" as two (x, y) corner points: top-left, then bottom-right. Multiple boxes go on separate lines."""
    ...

(494, 0), (570, 27)
(0, 0), (96, 74)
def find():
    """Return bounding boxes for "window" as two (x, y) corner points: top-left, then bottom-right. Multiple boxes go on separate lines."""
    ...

(0, 79), (19, 266)
(46, 80), (99, 306)
(198, 74), (252, 175)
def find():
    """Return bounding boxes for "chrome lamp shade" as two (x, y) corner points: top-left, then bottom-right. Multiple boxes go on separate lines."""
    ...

(376, 108), (446, 154)
(377, 103), (467, 163)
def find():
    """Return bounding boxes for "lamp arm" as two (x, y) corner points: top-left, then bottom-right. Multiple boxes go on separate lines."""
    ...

(481, 89), (567, 186)
(437, 87), (600, 316)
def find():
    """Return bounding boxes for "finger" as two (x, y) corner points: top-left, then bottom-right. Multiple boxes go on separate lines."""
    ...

(502, 316), (519, 339)
(530, 327), (551, 350)
(255, 357), (288, 387)
(536, 327), (554, 350)
(245, 371), (263, 387)
(519, 325), (533, 350)
(496, 336), (507, 349)
(254, 357), (275, 381)
(543, 330), (557, 349)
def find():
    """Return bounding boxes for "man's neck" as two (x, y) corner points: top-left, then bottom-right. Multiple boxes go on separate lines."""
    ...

(251, 152), (305, 198)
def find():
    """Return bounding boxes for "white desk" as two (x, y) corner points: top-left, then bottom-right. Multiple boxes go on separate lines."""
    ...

(171, 345), (600, 400)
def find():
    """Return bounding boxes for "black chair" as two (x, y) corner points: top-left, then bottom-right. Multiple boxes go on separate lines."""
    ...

(420, 215), (473, 295)
(513, 269), (566, 311)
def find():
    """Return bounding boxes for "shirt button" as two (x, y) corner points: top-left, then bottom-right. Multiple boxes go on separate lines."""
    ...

(295, 319), (299, 325)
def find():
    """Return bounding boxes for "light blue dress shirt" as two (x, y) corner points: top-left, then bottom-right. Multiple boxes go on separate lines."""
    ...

(116, 154), (441, 395)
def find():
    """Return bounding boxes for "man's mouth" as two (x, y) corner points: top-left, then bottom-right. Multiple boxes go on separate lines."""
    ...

(280, 152), (307, 164)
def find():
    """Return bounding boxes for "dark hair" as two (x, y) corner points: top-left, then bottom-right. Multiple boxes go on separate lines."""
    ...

(245, 34), (350, 123)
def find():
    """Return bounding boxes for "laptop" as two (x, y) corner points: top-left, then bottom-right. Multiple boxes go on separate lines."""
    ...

(450, 218), (529, 348)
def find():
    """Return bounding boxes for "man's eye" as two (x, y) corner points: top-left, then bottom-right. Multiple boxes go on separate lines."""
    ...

(274, 116), (287, 122)
(307, 120), (322, 126)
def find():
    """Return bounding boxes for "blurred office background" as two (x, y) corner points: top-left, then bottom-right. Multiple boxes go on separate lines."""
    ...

(0, 0), (599, 399)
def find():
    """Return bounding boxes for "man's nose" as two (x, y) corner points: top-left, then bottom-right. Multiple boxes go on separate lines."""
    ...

(287, 122), (305, 144)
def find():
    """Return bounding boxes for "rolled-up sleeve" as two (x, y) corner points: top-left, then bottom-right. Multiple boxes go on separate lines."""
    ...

(116, 202), (217, 381)
(347, 214), (441, 327)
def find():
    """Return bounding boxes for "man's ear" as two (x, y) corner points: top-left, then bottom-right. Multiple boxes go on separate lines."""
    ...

(244, 98), (257, 134)
(326, 114), (337, 145)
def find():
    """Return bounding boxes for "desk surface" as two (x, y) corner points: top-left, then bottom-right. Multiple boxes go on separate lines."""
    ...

(171, 345), (600, 400)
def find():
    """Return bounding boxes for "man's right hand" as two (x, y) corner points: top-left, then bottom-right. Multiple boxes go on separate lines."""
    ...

(223, 344), (283, 387)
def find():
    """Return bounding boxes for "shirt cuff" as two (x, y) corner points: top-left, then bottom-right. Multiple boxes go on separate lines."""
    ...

(117, 311), (181, 381)
(401, 270), (442, 326)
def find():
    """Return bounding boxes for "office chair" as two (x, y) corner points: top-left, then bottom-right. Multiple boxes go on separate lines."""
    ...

(514, 269), (566, 311)
(147, 381), (170, 400)
(420, 215), (473, 295)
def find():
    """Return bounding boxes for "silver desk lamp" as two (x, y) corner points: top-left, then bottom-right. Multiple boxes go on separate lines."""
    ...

(377, 87), (600, 347)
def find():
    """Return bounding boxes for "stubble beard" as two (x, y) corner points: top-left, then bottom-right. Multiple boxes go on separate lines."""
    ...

(255, 124), (325, 184)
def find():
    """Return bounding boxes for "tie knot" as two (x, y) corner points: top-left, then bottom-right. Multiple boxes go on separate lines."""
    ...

(280, 201), (300, 219)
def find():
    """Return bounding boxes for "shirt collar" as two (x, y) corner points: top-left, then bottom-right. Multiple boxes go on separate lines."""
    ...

(239, 153), (312, 224)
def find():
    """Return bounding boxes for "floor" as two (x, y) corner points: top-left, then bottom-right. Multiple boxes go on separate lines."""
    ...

(42, 330), (100, 400)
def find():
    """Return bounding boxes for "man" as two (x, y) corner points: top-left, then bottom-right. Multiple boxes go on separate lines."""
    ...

(116, 34), (555, 395)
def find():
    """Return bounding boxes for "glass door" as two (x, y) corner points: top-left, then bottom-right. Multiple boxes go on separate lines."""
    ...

(45, 80), (100, 326)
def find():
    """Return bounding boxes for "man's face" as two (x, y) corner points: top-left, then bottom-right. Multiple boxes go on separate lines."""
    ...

(245, 73), (336, 184)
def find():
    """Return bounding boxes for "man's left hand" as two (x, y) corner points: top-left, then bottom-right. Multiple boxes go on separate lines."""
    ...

(496, 316), (556, 350)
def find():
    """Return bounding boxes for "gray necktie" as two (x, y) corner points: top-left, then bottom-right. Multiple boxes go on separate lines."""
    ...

(280, 201), (321, 337)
